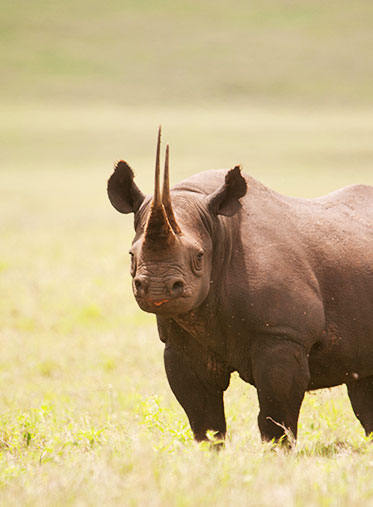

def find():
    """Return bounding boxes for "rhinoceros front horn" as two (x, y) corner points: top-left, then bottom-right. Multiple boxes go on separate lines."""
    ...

(144, 127), (181, 247)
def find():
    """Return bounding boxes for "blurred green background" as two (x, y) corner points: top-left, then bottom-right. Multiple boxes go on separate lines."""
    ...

(2, 0), (373, 107)
(0, 2), (373, 503)
(1, 0), (372, 193)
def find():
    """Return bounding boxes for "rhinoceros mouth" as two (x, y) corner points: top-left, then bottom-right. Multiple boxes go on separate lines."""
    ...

(135, 294), (193, 315)
(152, 299), (169, 307)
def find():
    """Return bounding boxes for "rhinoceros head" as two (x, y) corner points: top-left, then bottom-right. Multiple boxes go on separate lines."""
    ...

(107, 127), (247, 316)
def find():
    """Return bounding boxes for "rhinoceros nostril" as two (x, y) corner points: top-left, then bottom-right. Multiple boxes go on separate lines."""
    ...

(134, 277), (148, 295)
(170, 280), (184, 297)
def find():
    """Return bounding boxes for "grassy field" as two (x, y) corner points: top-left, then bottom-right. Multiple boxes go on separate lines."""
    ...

(1, 0), (373, 505)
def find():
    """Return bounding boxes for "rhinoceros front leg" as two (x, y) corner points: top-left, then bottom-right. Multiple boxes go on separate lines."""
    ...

(251, 336), (310, 444)
(164, 342), (227, 442)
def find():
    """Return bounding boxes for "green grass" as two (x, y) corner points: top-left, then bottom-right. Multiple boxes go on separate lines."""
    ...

(1, 0), (373, 504)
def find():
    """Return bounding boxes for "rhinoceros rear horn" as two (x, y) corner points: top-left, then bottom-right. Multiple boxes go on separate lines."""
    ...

(162, 144), (181, 235)
(144, 127), (180, 247)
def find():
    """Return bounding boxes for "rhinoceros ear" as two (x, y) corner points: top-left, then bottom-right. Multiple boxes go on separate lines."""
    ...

(107, 161), (145, 214)
(207, 166), (247, 217)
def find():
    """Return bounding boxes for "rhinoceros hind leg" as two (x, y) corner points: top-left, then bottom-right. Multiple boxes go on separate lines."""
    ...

(347, 375), (373, 436)
(252, 336), (310, 445)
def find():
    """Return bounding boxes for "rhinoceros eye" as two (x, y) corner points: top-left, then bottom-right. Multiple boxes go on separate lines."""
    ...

(129, 250), (136, 276)
(192, 250), (204, 273)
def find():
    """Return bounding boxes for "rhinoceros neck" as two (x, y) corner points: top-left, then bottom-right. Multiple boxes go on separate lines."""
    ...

(172, 296), (227, 356)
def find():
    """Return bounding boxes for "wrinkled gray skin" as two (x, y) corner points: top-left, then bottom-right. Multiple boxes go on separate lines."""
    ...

(108, 150), (373, 444)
